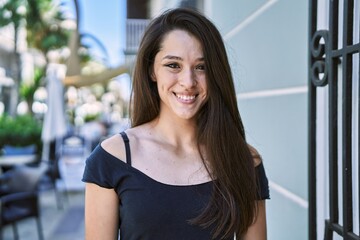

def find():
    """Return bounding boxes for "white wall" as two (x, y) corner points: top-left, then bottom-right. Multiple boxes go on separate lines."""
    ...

(205, 0), (309, 239)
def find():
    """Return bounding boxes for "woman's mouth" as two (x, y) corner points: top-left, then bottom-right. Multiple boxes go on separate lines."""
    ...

(174, 93), (198, 102)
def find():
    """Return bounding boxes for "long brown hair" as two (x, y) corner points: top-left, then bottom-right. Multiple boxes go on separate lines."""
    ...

(131, 8), (257, 239)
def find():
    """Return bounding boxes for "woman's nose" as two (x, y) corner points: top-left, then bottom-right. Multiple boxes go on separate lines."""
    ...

(179, 68), (197, 88)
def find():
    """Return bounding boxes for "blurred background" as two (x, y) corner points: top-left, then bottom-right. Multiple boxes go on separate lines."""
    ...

(0, 0), (358, 240)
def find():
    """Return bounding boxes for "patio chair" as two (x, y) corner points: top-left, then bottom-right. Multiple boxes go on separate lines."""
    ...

(0, 165), (46, 240)
(57, 133), (90, 163)
(38, 140), (67, 210)
(39, 133), (89, 209)
(55, 133), (89, 192)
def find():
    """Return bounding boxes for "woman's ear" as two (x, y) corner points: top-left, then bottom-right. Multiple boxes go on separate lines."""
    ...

(151, 72), (157, 82)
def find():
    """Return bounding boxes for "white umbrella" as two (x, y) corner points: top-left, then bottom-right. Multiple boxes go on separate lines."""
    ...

(41, 63), (67, 161)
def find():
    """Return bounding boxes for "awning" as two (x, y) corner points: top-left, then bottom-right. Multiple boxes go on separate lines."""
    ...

(63, 65), (129, 87)
(63, 29), (130, 87)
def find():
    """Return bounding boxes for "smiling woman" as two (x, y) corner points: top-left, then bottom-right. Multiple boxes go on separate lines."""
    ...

(82, 8), (269, 240)
(152, 29), (208, 121)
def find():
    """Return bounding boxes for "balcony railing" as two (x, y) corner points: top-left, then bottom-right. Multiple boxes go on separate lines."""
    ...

(125, 19), (150, 55)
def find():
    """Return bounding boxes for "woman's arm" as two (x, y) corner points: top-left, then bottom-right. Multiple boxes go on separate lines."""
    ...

(243, 144), (267, 239)
(242, 200), (267, 240)
(85, 182), (119, 240)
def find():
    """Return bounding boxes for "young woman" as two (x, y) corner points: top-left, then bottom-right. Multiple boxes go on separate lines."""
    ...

(83, 8), (270, 240)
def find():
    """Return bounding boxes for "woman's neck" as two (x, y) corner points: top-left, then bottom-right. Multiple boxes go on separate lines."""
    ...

(149, 113), (198, 149)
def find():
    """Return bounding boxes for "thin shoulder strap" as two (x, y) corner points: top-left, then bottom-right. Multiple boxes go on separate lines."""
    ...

(120, 131), (132, 165)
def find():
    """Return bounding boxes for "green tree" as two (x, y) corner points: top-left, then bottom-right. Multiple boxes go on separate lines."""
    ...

(0, 0), (28, 116)
(26, 0), (70, 54)
(0, 0), (70, 115)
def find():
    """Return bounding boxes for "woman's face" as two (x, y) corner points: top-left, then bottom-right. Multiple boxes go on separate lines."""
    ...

(152, 29), (208, 121)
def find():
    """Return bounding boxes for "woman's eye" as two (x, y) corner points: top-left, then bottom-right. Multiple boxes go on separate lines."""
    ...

(196, 64), (205, 70)
(165, 63), (180, 69)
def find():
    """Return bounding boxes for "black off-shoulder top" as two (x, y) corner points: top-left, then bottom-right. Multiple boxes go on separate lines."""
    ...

(82, 132), (270, 240)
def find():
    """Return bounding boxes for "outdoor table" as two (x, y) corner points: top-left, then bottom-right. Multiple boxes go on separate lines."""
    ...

(0, 154), (37, 174)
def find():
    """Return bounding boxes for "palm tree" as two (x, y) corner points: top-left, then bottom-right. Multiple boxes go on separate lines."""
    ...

(0, 0), (28, 116)
(0, 0), (71, 116)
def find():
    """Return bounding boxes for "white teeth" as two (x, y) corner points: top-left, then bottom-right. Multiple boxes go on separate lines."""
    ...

(176, 94), (196, 100)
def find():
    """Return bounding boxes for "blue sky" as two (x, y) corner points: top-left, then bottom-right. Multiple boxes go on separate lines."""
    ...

(62, 0), (126, 67)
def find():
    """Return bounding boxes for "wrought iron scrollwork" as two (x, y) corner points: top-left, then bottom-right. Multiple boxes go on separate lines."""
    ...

(310, 30), (329, 87)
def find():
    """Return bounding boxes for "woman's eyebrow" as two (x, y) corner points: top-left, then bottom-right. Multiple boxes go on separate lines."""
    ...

(162, 55), (204, 61)
(162, 55), (183, 60)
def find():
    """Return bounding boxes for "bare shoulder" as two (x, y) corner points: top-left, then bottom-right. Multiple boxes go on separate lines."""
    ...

(100, 126), (146, 163)
(100, 133), (127, 163)
(124, 123), (154, 143)
(247, 144), (262, 167)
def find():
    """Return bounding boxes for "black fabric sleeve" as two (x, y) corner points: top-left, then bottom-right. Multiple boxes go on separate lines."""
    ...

(255, 162), (270, 200)
(82, 144), (119, 189)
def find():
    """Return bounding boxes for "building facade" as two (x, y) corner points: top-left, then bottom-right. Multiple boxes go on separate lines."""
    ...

(205, 1), (308, 239)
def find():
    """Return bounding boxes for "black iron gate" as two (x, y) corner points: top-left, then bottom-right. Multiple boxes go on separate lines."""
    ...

(309, 0), (360, 239)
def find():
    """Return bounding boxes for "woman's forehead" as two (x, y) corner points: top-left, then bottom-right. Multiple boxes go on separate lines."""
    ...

(157, 30), (204, 58)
